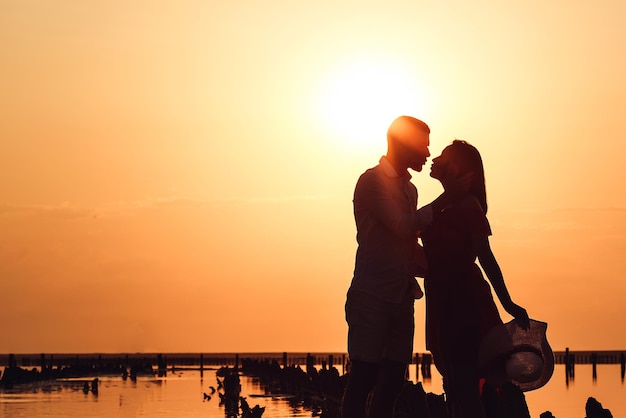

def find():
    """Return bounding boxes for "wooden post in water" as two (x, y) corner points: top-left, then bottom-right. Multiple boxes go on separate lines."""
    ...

(564, 347), (570, 386)
(620, 352), (625, 382)
(591, 352), (597, 381)
(421, 352), (432, 380)
(200, 353), (204, 378)
(564, 347), (575, 383)
(306, 353), (314, 378)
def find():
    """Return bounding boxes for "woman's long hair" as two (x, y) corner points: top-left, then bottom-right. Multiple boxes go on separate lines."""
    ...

(448, 139), (488, 214)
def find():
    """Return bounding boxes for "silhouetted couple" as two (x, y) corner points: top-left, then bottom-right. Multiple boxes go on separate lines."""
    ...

(341, 116), (530, 418)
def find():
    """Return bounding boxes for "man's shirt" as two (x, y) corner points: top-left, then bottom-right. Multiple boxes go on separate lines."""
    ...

(349, 156), (433, 304)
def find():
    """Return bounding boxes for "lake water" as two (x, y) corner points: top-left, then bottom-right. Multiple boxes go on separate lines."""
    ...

(0, 364), (623, 417)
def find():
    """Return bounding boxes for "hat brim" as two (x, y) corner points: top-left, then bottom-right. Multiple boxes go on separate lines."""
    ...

(480, 319), (554, 392)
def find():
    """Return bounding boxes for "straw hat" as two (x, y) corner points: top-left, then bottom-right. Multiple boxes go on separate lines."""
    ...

(479, 319), (554, 392)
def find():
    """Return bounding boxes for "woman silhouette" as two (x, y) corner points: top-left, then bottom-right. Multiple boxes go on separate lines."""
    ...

(421, 140), (530, 417)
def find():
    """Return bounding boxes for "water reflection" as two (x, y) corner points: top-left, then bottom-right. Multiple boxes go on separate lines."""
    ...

(494, 364), (624, 418)
(1, 358), (625, 417)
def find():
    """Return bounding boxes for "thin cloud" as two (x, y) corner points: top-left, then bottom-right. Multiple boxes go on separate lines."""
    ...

(0, 194), (335, 219)
(552, 207), (626, 213)
(0, 203), (94, 220)
(219, 195), (333, 204)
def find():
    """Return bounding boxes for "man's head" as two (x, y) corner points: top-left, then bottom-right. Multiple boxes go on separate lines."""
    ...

(386, 116), (431, 172)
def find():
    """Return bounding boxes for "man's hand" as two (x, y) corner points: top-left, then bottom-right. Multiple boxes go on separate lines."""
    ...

(410, 242), (428, 278)
(410, 278), (424, 299)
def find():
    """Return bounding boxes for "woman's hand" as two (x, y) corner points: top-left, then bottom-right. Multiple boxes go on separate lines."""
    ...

(504, 301), (530, 330)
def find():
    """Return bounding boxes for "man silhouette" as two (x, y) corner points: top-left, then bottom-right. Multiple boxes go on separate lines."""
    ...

(341, 116), (452, 418)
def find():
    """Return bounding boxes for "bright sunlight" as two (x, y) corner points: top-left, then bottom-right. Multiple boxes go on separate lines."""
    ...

(314, 54), (433, 154)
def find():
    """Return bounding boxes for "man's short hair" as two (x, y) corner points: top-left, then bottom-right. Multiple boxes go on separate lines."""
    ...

(387, 116), (430, 146)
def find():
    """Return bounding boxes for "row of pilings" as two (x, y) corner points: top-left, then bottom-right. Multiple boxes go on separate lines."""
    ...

(0, 352), (435, 389)
(0, 353), (164, 388)
(561, 348), (626, 384)
(2, 349), (625, 389)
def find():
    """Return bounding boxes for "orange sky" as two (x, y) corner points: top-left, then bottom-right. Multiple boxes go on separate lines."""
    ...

(1, 0), (625, 354)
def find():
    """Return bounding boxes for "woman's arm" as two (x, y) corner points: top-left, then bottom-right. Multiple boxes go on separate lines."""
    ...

(473, 233), (530, 329)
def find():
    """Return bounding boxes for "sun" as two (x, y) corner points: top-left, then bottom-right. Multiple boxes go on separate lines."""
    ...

(314, 54), (433, 154)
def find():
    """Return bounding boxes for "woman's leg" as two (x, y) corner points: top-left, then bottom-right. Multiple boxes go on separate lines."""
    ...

(445, 348), (486, 418)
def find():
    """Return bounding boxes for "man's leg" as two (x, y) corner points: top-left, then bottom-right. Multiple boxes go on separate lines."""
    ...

(366, 295), (414, 418)
(367, 359), (407, 418)
(341, 360), (378, 418)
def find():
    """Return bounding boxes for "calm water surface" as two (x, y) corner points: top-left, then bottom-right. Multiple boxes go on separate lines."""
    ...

(0, 365), (623, 417)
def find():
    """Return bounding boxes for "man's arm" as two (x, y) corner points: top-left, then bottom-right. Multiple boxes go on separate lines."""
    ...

(356, 172), (420, 239)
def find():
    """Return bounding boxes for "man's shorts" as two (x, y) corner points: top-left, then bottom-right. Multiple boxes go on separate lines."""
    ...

(345, 289), (415, 363)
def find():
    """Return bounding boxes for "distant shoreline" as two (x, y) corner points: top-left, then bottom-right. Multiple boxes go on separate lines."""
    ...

(1, 350), (625, 366)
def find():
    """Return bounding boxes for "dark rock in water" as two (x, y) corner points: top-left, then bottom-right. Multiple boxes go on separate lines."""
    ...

(393, 381), (429, 417)
(482, 381), (530, 418)
(240, 396), (265, 418)
(91, 378), (99, 395)
(82, 378), (99, 395)
(539, 412), (555, 418)
(585, 397), (612, 418)
(0, 366), (40, 388)
(425, 392), (448, 418)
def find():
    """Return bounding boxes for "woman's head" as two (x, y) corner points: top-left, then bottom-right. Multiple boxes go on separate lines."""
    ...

(430, 139), (487, 213)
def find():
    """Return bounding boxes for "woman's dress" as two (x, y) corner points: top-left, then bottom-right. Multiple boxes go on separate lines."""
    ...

(422, 197), (503, 414)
